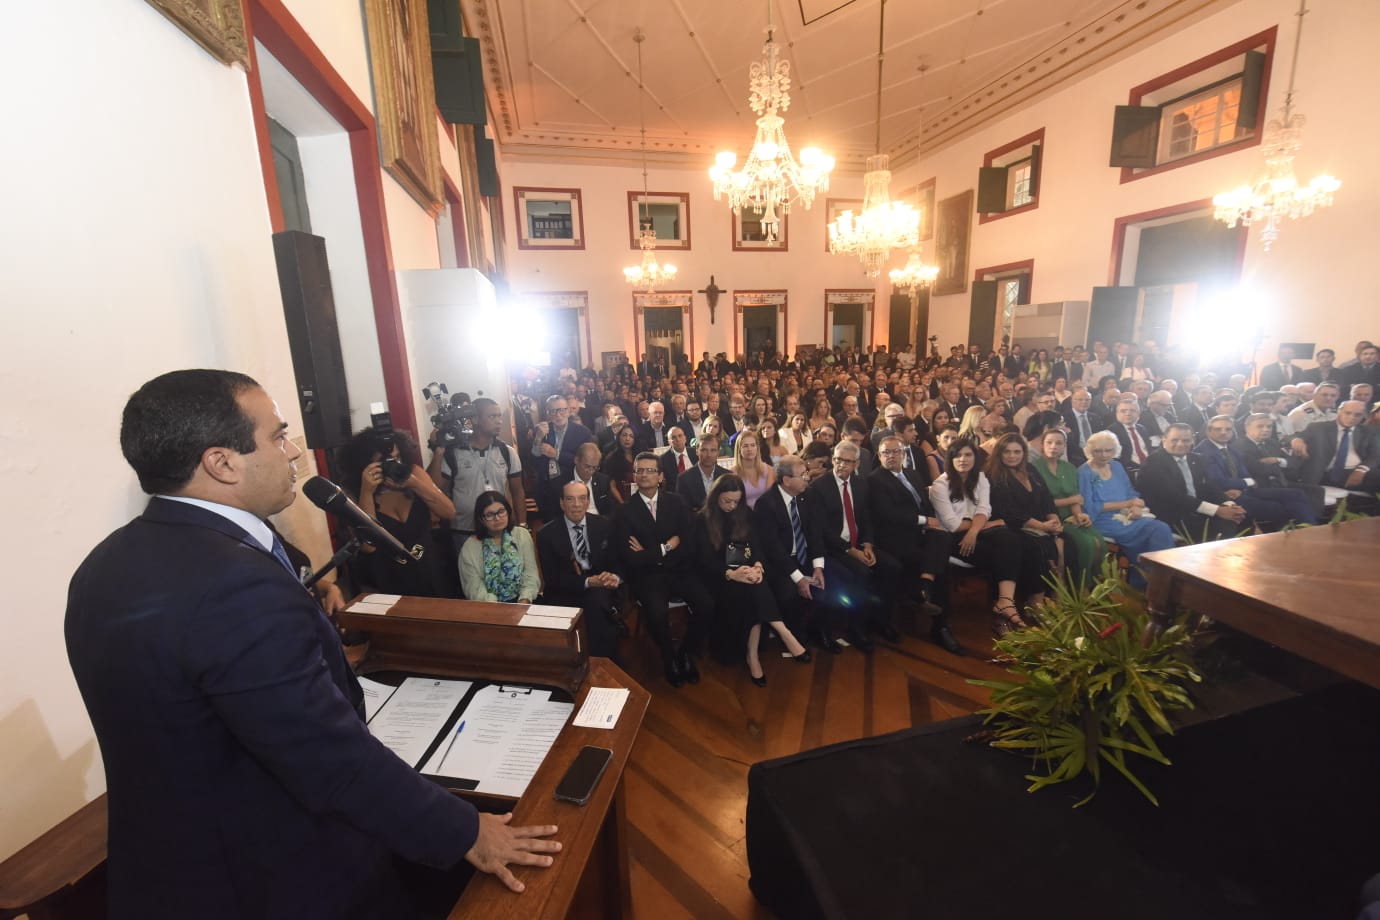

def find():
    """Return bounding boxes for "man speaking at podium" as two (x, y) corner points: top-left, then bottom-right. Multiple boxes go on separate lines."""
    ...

(65, 370), (559, 919)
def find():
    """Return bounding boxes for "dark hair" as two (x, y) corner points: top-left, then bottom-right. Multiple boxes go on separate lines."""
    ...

(984, 432), (1030, 488)
(120, 369), (260, 494)
(802, 440), (833, 463)
(1022, 410), (1065, 441)
(472, 490), (514, 539)
(702, 474), (751, 550)
(338, 427), (423, 499)
(944, 437), (982, 504)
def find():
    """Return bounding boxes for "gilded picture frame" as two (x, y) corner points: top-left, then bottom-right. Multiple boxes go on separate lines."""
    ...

(934, 190), (974, 296)
(143, 0), (249, 68)
(364, 0), (444, 214)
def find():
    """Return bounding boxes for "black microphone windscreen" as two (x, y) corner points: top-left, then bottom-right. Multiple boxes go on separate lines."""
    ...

(302, 476), (342, 508)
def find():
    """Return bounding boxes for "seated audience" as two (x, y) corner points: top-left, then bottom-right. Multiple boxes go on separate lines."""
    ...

(691, 475), (810, 686)
(560, 442), (619, 519)
(754, 455), (834, 653)
(536, 481), (623, 661)
(601, 422), (638, 497)
(657, 425), (696, 491)
(1138, 424), (1247, 542)
(459, 492), (541, 603)
(1077, 431), (1175, 588)
(985, 432), (1061, 610)
(1031, 427), (1106, 588)
(1194, 415), (1317, 528)
(733, 428), (775, 509)
(675, 431), (728, 512)
(928, 438), (1034, 637)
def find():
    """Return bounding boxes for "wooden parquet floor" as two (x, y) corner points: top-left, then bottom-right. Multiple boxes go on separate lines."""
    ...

(614, 585), (1014, 920)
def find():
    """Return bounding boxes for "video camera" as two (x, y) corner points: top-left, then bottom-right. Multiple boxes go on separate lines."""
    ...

(367, 403), (413, 484)
(422, 382), (476, 450)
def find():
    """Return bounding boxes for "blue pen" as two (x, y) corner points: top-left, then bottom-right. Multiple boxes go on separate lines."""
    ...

(438, 720), (466, 769)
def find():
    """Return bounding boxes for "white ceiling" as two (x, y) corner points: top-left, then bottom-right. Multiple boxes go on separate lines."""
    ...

(460, 0), (1234, 168)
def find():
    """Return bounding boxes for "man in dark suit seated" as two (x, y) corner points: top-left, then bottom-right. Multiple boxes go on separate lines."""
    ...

(754, 456), (836, 653)
(1239, 413), (1326, 519)
(1289, 401), (1380, 514)
(868, 435), (958, 654)
(634, 400), (672, 452)
(1301, 347), (1342, 385)
(657, 425), (696, 491)
(1139, 423), (1248, 541)
(1194, 415), (1317, 529)
(614, 452), (717, 687)
(805, 441), (902, 652)
(1109, 399), (1156, 482)
(1062, 388), (1105, 466)
(532, 394), (593, 521)
(66, 370), (558, 919)
(537, 481), (624, 662)
(674, 431), (727, 512)
(1340, 344), (1380, 392)
(1183, 385), (1218, 440)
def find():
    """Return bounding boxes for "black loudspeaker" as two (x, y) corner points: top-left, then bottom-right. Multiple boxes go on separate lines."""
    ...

(474, 126), (499, 197)
(427, 0), (486, 126)
(272, 231), (352, 449)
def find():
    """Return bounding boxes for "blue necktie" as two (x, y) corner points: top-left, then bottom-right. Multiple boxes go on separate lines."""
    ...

(896, 471), (924, 510)
(1330, 428), (1353, 485)
(269, 535), (297, 578)
(789, 498), (808, 569)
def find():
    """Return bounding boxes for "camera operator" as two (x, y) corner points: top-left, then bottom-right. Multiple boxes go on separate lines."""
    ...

(340, 427), (457, 598)
(428, 397), (528, 568)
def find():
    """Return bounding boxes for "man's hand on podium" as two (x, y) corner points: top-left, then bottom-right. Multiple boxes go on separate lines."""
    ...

(465, 812), (562, 893)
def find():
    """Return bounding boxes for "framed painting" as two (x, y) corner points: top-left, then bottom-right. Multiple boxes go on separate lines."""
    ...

(143, 0), (249, 68)
(628, 192), (691, 250)
(732, 207), (789, 251)
(934, 190), (974, 296)
(364, 0), (444, 214)
(514, 187), (585, 250)
(823, 198), (863, 252)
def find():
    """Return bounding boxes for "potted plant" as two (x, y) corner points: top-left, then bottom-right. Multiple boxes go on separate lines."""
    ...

(970, 559), (1201, 806)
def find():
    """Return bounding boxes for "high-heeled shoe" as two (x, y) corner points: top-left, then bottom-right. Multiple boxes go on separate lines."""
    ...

(751, 672), (767, 687)
(788, 648), (812, 664)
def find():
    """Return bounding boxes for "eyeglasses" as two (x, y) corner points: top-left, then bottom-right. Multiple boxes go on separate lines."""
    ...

(832, 457), (858, 465)
(634, 467), (660, 475)
(879, 448), (902, 456)
(480, 509), (509, 520)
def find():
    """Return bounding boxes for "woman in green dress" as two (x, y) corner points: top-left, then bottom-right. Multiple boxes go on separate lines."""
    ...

(1031, 427), (1106, 589)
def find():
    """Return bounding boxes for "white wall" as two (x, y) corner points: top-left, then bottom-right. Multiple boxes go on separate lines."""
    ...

(500, 0), (1378, 370)
(0, 0), (446, 861)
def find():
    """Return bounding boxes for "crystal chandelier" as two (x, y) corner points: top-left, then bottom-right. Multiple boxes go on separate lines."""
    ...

(827, 0), (919, 276)
(708, 1), (834, 244)
(1212, 0), (1340, 250)
(624, 29), (676, 292)
(889, 250), (939, 294)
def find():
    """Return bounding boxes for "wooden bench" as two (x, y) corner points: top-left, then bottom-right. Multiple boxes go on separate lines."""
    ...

(0, 794), (106, 920)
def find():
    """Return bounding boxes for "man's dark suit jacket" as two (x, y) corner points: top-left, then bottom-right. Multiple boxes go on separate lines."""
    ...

(1183, 403), (1217, 438)
(1259, 363), (1300, 389)
(1138, 450), (1225, 536)
(658, 445), (697, 490)
(1061, 406), (1106, 465)
(866, 466), (937, 551)
(1110, 421), (1156, 477)
(1340, 362), (1380, 392)
(634, 421), (672, 453)
(546, 469), (617, 520)
(1193, 440), (1260, 494)
(806, 473), (876, 555)
(66, 498), (474, 920)
(1238, 437), (1295, 487)
(1051, 360), (1071, 384)
(1301, 366), (1343, 385)
(753, 484), (821, 584)
(1294, 419), (1380, 486)
(674, 462), (727, 512)
(536, 421), (593, 485)
(536, 512), (620, 604)
(613, 489), (694, 578)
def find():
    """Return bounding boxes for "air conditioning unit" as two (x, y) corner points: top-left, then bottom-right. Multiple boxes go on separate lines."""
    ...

(1011, 300), (1089, 356)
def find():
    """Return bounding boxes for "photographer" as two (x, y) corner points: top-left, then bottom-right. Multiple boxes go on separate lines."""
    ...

(340, 427), (456, 598)
(428, 398), (527, 567)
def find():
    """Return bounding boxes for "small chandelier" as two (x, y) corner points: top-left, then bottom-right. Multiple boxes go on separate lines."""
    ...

(624, 29), (676, 292)
(890, 250), (939, 294)
(827, 0), (919, 276)
(1212, 0), (1340, 250)
(708, 1), (834, 244)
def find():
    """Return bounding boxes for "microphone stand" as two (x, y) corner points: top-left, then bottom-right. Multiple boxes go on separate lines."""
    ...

(304, 528), (363, 590)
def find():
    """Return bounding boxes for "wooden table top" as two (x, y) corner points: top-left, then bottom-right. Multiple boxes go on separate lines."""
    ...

(1140, 517), (1380, 688)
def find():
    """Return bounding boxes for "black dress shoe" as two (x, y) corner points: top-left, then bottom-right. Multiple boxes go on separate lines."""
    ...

(750, 671), (767, 688)
(790, 649), (813, 664)
(677, 648), (701, 684)
(916, 591), (944, 619)
(872, 620), (902, 644)
(663, 657), (685, 688)
(812, 627), (845, 655)
(930, 621), (963, 655)
(845, 626), (875, 654)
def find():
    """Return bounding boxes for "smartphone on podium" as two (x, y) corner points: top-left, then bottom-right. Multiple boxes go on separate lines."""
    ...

(554, 746), (613, 805)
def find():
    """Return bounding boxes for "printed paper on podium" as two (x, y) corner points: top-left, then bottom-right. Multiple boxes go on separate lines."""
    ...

(422, 684), (573, 797)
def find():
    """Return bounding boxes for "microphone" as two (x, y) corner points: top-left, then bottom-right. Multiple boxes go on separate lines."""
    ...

(302, 477), (412, 564)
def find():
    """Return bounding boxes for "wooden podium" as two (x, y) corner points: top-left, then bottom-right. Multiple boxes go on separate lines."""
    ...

(338, 596), (650, 918)
(0, 598), (648, 920)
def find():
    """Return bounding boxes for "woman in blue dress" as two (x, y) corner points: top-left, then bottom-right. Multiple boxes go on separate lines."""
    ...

(1077, 430), (1174, 589)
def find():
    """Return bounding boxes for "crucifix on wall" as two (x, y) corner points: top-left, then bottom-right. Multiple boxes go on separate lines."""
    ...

(699, 275), (724, 324)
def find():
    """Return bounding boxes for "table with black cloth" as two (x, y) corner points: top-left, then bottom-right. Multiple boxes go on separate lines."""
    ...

(747, 682), (1380, 920)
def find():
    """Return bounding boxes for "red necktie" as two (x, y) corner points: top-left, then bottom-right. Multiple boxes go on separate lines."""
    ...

(1130, 427), (1146, 463)
(678, 453), (687, 473)
(842, 479), (858, 549)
